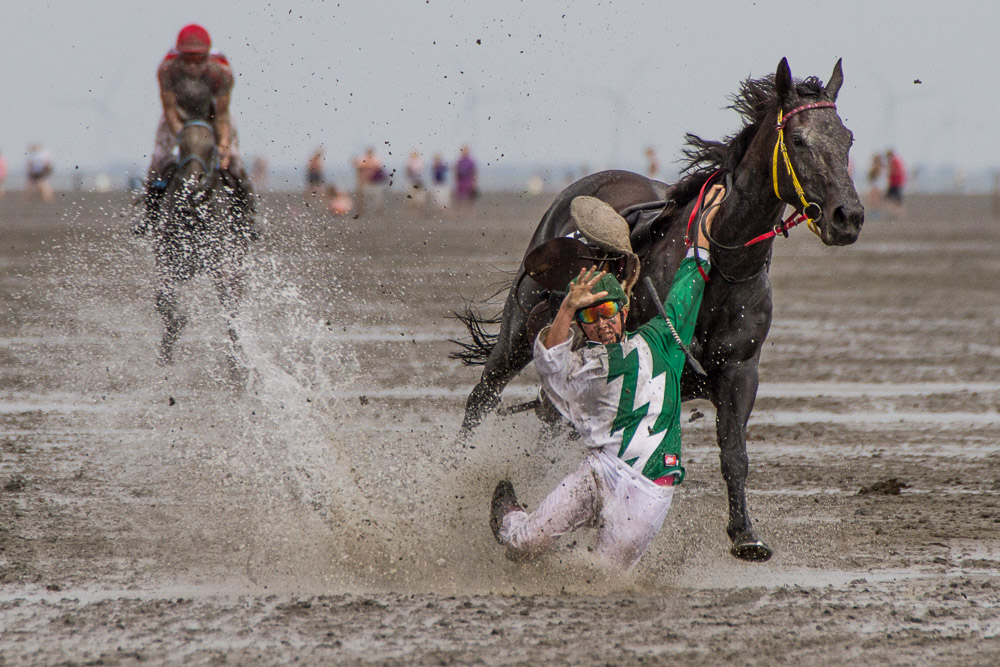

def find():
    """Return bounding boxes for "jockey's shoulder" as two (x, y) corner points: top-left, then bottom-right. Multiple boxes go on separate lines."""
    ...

(158, 49), (231, 68)
(159, 49), (179, 69)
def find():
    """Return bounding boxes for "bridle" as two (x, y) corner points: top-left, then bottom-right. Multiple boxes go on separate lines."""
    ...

(685, 100), (837, 282)
(177, 120), (219, 176)
(770, 101), (836, 239)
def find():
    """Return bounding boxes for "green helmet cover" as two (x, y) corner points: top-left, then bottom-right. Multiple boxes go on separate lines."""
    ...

(569, 272), (629, 310)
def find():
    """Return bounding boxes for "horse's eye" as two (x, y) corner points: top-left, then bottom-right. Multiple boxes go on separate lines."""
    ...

(791, 135), (806, 148)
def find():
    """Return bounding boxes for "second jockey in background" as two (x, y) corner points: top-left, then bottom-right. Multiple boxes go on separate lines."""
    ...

(139, 24), (255, 226)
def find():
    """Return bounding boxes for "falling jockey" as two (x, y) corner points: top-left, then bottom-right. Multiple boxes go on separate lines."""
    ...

(490, 186), (724, 571)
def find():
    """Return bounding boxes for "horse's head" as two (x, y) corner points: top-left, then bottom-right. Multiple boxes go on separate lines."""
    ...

(772, 58), (864, 246)
(175, 121), (217, 199)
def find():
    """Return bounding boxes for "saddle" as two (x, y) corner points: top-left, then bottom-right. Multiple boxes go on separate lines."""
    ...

(620, 199), (676, 257)
(524, 196), (676, 292)
(522, 194), (677, 343)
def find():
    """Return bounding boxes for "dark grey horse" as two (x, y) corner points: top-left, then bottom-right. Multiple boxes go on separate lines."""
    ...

(142, 120), (257, 366)
(454, 58), (864, 561)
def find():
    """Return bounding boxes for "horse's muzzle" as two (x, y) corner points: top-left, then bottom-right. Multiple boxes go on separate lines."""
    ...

(824, 203), (865, 245)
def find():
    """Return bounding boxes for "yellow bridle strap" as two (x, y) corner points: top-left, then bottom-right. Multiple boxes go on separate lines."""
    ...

(772, 109), (822, 238)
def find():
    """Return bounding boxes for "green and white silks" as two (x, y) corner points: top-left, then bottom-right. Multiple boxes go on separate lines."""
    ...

(533, 253), (709, 483)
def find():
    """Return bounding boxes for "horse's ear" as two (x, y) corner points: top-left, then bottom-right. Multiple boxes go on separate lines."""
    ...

(826, 58), (844, 102)
(775, 57), (793, 105)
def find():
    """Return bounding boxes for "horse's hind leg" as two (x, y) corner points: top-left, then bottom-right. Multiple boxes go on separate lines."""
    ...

(460, 306), (535, 434)
(155, 281), (187, 365)
(461, 353), (531, 433)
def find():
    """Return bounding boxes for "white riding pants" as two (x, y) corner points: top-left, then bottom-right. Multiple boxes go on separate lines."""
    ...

(499, 449), (674, 571)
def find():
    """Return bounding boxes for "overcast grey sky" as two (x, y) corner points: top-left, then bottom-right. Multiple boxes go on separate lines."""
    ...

(3, 0), (999, 184)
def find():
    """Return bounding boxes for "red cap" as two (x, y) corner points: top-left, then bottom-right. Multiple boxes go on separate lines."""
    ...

(176, 24), (211, 55)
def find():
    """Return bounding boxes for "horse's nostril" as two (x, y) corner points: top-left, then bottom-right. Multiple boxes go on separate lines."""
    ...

(832, 205), (864, 227)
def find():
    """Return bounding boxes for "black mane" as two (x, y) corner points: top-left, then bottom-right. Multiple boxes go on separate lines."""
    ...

(669, 74), (828, 205)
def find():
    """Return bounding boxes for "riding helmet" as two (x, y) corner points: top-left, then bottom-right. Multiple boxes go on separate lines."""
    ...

(176, 24), (211, 55)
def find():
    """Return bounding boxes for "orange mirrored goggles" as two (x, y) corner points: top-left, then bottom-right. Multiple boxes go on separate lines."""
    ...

(575, 300), (621, 324)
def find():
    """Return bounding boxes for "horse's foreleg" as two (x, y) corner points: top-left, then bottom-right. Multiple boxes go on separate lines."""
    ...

(155, 281), (186, 364)
(713, 365), (772, 562)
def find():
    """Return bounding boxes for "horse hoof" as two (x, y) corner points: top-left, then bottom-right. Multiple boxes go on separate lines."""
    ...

(730, 537), (773, 562)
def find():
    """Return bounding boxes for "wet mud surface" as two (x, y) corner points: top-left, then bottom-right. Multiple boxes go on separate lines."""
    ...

(2, 191), (1000, 664)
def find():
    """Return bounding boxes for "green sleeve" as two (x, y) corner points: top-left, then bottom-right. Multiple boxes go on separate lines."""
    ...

(662, 256), (709, 346)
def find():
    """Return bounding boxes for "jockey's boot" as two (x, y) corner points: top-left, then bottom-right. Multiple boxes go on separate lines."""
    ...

(489, 480), (524, 544)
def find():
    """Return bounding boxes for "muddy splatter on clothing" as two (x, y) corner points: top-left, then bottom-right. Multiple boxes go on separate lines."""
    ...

(499, 251), (710, 570)
(534, 253), (710, 484)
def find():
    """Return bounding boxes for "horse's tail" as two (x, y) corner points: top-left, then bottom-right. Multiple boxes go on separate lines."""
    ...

(449, 303), (501, 366)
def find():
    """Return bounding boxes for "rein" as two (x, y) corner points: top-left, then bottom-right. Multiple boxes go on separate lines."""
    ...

(177, 120), (219, 175)
(684, 170), (725, 281)
(183, 119), (215, 132)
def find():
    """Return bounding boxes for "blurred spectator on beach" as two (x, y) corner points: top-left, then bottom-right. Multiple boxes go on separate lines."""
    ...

(885, 149), (906, 215)
(0, 149), (7, 199)
(306, 148), (325, 197)
(25, 144), (54, 202)
(406, 149), (427, 209)
(645, 146), (659, 179)
(526, 172), (545, 197)
(251, 156), (269, 190)
(866, 153), (884, 204)
(453, 145), (478, 206)
(353, 147), (387, 216)
(431, 154), (449, 210)
(953, 168), (967, 193)
(325, 184), (353, 216)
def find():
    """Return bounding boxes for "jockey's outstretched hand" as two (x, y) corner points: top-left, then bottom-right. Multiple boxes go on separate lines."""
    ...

(542, 266), (609, 349)
(563, 266), (609, 312)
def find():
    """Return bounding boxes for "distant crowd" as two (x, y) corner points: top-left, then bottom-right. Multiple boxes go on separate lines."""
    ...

(0, 135), (909, 222)
(285, 144), (478, 217)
